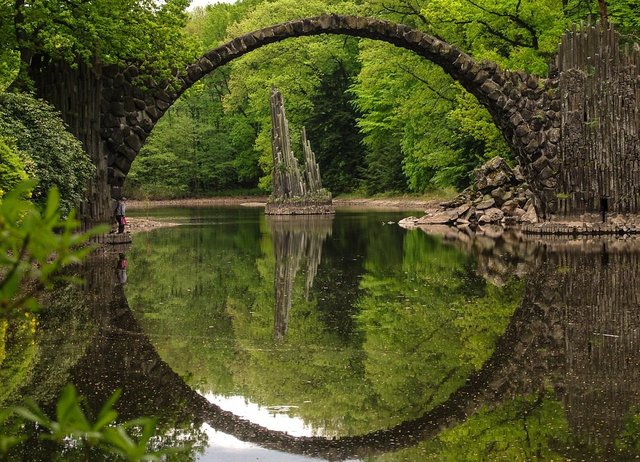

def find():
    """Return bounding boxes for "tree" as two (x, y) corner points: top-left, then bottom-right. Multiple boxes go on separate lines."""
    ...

(1, 0), (197, 89)
(0, 93), (93, 216)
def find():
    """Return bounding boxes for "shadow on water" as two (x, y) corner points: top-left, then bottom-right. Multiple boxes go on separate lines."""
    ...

(5, 211), (640, 460)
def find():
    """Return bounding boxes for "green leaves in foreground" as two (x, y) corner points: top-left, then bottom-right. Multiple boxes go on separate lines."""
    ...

(2, 384), (165, 461)
(0, 182), (107, 316)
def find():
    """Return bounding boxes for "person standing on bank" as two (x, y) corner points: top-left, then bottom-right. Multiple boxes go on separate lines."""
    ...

(115, 197), (127, 234)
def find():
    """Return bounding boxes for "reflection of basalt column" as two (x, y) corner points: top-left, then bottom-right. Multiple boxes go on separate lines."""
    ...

(545, 242), (640, 449)
(510, 239), (640, 451)
(268, 216), (333, 341)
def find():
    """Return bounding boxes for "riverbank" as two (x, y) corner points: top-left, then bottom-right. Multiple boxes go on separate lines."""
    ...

(126, 196), (444, 212)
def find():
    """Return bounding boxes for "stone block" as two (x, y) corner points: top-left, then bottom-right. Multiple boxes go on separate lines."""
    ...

(108, 129), (124, 146)
(199, 57), (214, 72)
(155, 90), (172, 103)
(108, 167), (126, 187)
(515, 124), (531, 137)
(473, 70), (490, 84)
(110, 102), (125, 117)
(103, 114), (123, 128)
(187, 65), (203, 82)
(114, 73), (125, 87)
(524, 138), (540, 153)
(145, 105), (159, 120)
(114, 155), (132, 174)
(139, 113), (154, 133)
(509, 113), (524, 127)
(117, 143), (137, 161)
(403, 29), (422, 43)
(480, 80), (500, 95)
(476, 197), (496, 210)
(531, 155), (548, 172)
(132, 126), (147, 142)
(156, 99), (170, 111)
(124, 99), (137, 112)
(548, 128), (561, 143)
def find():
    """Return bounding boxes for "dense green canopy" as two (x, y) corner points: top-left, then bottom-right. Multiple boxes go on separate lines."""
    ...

(0, 0), (197, 90)
(0, 93), (93, 215)
(1, 0), (639, 199)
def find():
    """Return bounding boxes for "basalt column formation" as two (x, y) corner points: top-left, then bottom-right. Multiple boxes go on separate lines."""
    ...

(265, 88), (333, 215)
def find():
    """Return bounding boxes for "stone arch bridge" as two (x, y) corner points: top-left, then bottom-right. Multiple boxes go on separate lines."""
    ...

(29, 15), (640, 222)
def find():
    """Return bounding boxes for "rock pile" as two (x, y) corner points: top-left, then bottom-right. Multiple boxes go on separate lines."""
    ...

(401, 157), (539, 228)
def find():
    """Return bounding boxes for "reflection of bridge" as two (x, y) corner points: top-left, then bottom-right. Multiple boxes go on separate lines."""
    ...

(29, 15), (640, 222)
(57, 234), (640, 459)
(67, 255), (556, 460)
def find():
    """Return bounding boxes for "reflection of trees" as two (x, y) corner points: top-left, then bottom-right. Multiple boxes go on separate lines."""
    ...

(12, 220), (640, 460)
(268, 215), (333, 341)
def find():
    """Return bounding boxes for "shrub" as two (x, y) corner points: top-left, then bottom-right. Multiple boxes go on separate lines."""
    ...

(0, 93), (93, 216)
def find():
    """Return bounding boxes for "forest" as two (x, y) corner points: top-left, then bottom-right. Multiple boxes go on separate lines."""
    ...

(125, 0), (640, 199)
(0, 0), (638, 203)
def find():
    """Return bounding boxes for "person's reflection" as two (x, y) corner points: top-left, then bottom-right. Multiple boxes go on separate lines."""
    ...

(116, 252), (128, 285)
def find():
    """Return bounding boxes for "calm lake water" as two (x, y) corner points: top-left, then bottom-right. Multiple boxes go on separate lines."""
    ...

(4, 206), (640, 461)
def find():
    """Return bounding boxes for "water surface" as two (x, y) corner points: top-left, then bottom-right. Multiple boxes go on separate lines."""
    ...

(3, 206), (640, 461)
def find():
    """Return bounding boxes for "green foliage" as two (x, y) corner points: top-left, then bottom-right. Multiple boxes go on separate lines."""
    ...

(0, 92), (93, 216)
(0, 182), (105, 316)
(1, 384), (166, 461)
(0, 182), (163, 460)
(0, 137), (28, 198)
(608, 0), (640, 37)
(130, 0), (365, 197)
(124, 0), (640, 198)
(222, 0), (361, 192)
(0, 315), (37, 408)
(373, 391), (571, 461)
(1, 0), (197, 88)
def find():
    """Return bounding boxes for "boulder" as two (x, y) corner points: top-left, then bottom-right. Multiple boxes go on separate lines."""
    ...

(476, 197), (495, 210)
(417, 209), (459, 224)
(474, 156), (514, 192)
(513, 207), (526, 220)
(501, 199), (518, 214)
(455, 203), (471, 216)
(478, 207), (504, 224)
(398, 216), (419, 228)
(521, 205), (538, 223)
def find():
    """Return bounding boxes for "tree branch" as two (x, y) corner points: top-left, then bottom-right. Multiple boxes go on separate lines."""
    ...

(398, 64), (456, 105)
(462, 0), (539, 49)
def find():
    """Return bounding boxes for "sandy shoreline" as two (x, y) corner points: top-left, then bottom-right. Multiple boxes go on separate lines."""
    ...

(127, 196), (439, 211)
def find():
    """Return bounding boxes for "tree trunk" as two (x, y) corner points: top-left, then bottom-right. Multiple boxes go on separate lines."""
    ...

(598, 0), (608, 23)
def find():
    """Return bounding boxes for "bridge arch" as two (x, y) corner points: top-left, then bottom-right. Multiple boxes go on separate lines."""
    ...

(99, 14), (559, 218)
